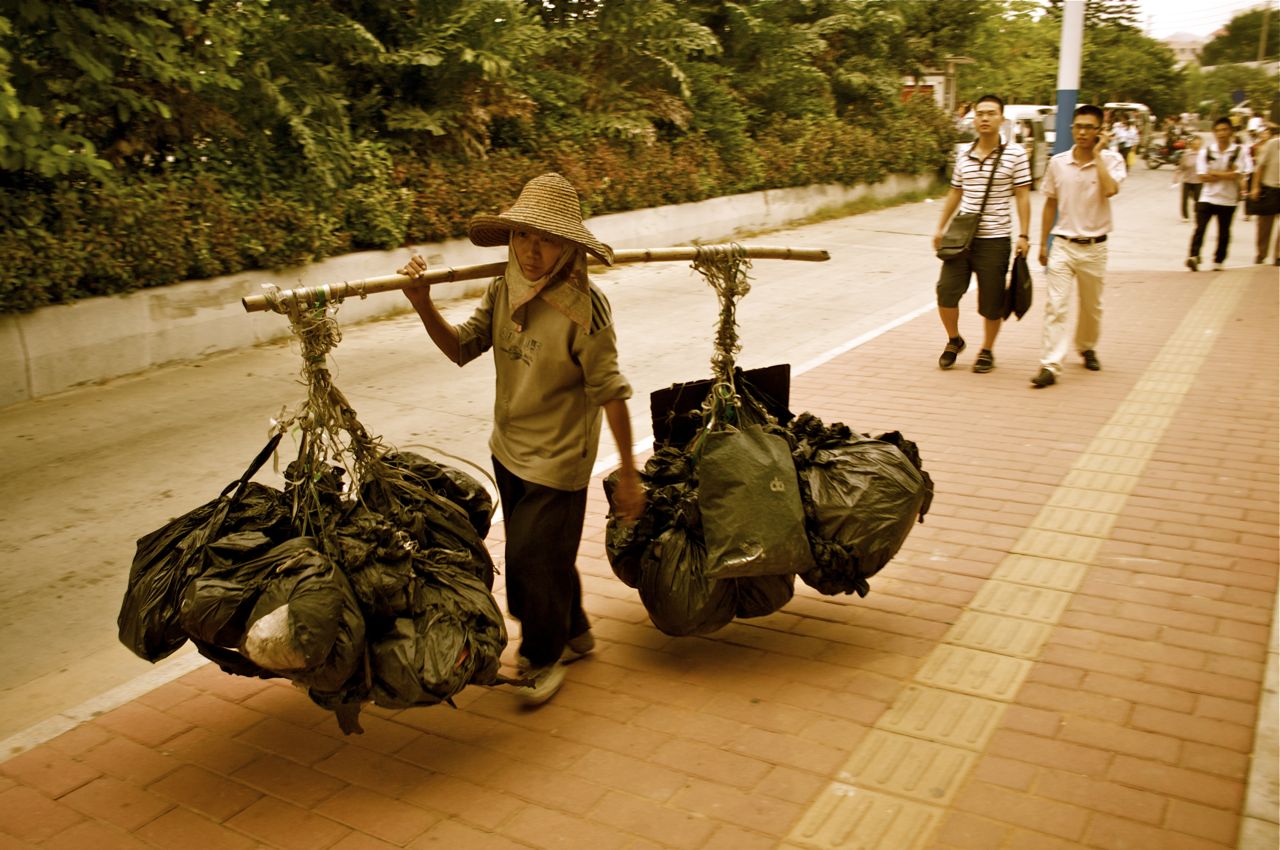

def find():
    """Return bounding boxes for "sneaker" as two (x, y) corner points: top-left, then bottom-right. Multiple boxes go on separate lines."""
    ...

(511, 663), (566, 706)
(1212, 262), (1224, 271)
(1185, 257), (1198, 271)
(1030, 367), (1056, 388)
(938, 337), (966, 370)
(971, 349), (995, 373)
(517, 631), (596, 672)
(563, 630), (595, 663)
(1081, 350), (1101, 371)
(1257, 254), (1267, 264)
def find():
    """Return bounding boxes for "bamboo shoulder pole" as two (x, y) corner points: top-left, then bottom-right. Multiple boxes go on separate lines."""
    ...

(242, 245), (829, 314)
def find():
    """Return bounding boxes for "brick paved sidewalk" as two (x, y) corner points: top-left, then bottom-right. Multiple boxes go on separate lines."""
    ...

(1, 265), (1276, 850)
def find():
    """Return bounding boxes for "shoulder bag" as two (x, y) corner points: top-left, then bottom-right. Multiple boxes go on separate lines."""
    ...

(937, 145), (1003, 261)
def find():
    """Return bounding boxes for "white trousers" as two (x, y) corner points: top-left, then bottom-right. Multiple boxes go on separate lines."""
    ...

(1040, 240), (1106, 373)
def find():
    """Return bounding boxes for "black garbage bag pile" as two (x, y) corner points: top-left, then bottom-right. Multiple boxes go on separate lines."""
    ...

(788, 413), (934, 597)
(604, 435), (797, 638)
(118, 440), (504, 734)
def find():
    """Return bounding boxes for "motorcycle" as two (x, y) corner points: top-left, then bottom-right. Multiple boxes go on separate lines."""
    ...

(1145, 137), (1185, 169)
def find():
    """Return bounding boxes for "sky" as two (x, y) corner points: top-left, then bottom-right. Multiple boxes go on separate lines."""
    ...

(1135, 0), (1277, 40)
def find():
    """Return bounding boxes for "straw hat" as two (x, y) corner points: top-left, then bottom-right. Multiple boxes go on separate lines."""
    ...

(468, 173), (614, 266)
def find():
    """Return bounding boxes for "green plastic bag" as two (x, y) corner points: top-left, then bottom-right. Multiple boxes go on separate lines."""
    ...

(699, 425), (815, 579)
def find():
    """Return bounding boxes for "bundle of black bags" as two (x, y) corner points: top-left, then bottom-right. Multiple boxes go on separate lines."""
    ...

(118, 437), (505, 734)
(604, 407), (933, 636)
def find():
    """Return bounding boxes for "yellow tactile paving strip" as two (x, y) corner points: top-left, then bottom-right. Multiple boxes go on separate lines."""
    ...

(782, 274), (1249, 850)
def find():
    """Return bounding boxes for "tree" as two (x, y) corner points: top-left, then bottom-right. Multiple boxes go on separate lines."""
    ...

(1199, 63), (1278, 119)
(1200, 8), (1279, 66)
(1043, 0), (1142, 32)
(1081, 25), (1184, 118)
(956, 0), (1059, 105)
(894, 0), (1000, 79)
(0, 1), (248, 179)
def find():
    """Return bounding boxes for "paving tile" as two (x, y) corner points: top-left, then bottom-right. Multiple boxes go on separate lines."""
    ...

(944, 611), (1053, 660)
(79, 735), (181, 785)
(0, 747), (101, 798)
(313, 786), (440, 845)
(235, 716), (346, 766)
(650, 737), (773, 789)
(498, 802), (632, 850)
(950, 780), (1089, 843)
(160, 727), (261, 775)
(839, 730), (976, 807)
(0, 785), (85, 842)
(1009, 529), (1102, 564)
(405, 819), (531, 849)
(59, 776), (172, 832)
(225, 796), (350, 850)
(135, 806), (258, 850)
(90, 702), (192, 748)
(588, 789), (722, 849)
(38, 819), (152, 850)
(877, 686), (1005, 752)
(914, 646), (1032, 701)
(566, 748), (687, 802)
(668, 776), (803, 836)
(990, 555), (1088, 593)
(312, 743), (436, 799)
(785, 784), (941, 850)
(147, 763), (261, 821)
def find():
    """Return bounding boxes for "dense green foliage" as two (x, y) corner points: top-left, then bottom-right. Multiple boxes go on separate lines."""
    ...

(0, 0), (1256, 314)
(1200, 8), (1280, 67)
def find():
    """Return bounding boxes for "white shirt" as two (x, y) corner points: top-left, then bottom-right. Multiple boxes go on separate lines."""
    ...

(1197, 142), (1254, 207)
(1041, 148), (1127, 238)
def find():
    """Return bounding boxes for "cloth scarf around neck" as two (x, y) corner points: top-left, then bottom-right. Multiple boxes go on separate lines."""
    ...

(504, 245), (593, 333)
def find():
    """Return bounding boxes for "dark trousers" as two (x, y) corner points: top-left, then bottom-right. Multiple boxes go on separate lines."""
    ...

(492, 457), (589, 668)
(1190, 202), (1237, 264)
(1180, 182), (1201, 219)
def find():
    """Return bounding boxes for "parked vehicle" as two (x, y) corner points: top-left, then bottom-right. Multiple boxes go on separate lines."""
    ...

(1104, 102), (1154, 155)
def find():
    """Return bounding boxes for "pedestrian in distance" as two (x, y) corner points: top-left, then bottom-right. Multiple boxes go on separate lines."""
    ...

(932, 93), (1032, 374)
(396, 173), (645, 706)
(1249, 124), (1280, 265)
(1173, 135), (1203, 221)
(1031, 104), (1126, 389)
(1186, 117), (1253, 272)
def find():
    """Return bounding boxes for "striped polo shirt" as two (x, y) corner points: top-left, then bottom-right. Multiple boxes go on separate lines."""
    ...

(950, 143), (1032, 237)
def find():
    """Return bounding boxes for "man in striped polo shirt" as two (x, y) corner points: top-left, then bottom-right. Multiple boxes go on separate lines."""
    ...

(933, 94), (1033, 373)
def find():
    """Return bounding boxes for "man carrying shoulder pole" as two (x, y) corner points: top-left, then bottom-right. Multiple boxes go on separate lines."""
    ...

(932, 94), (1032, 374)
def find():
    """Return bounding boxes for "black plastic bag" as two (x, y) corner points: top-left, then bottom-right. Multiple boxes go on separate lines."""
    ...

(795, 427), (930, 597)
(699, 425), (815, 579)
(638, 524), (737, 637)
(239, 541), (366, 695)
(369, 558), (506, 709)
(1002, 255), (1033, 321)
(118, 436), (286, 661)
(735, 573), (796, 618)
(376, 451), (495, 539)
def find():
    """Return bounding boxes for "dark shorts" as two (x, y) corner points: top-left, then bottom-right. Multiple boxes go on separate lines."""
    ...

(936, 237), (1012, 320)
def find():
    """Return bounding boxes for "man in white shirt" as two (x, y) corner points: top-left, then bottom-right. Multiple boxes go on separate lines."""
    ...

(1186, 117), (1254, 271)
(1031, 104), (1126, 389)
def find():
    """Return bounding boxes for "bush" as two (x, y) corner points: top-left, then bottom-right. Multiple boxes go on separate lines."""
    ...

(0, 103), (950, 314)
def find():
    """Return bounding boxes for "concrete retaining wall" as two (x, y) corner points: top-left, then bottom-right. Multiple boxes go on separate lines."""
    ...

(0, 174), (931, 408)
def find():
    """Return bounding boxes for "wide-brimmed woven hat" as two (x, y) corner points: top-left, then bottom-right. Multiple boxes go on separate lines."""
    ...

(468, 173), (614, 266)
